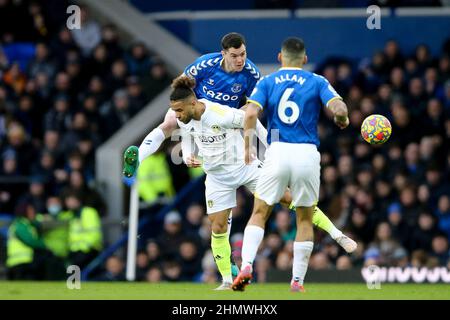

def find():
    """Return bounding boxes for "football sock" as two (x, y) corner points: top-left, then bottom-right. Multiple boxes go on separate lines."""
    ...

(312, 206), (343, 239)
(138, 128), (166, 163)
(240, 225), (265, 270)
(292, 241), (314, 285)
(211, 232), (232, 283)
(227, 211), (232, 239)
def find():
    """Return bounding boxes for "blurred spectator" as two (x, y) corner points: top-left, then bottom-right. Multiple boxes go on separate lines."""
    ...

(145, 266), (163, 283)
(436, 195), (450, 240)
(309, 252), (332, 270)
(96, 255), (125, 281)
(336, 255), (353, 270)
(367, 222), (406, 266)
(178, 240), (202, 281)
(409, 211), (439, 252)
(145, 239), (162, 268)
(430, 235), (450, 266)
(136, 251), (149, 281)
(70, 5), (101, 57)
(183, 203), (205, 234)
(161, 259), (183, 282)
(126, 42), (153, 77)
(270, 208), (296, 242)
(156, 211), (187, 259)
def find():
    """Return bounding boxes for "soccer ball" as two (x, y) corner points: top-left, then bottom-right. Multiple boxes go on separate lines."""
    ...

(361, 114), (392, 145)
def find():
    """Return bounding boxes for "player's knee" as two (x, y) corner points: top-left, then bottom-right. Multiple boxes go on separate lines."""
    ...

(212, 220), (228, 234)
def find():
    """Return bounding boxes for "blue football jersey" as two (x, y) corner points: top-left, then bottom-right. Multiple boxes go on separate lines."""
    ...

(248, 67), (341, 146)
(184, 52), (260, 109)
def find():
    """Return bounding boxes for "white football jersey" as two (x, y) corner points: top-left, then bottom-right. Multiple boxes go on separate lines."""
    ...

(177, 99), (246, 174)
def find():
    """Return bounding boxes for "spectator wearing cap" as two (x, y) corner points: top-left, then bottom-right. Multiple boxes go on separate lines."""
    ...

(156, 211), (188, 259)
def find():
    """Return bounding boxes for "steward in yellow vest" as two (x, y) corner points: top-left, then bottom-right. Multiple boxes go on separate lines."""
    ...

(36, 196), (73, 261)
(137, 152), (175, 203)
(65, 192), (103, 269)
(7, 201), (65, 280)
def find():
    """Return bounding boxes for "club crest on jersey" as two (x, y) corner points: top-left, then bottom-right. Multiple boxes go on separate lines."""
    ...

(207, 79), (215, 86)
(208, 200), (214, 208)
(211, 125), (220, 133)
(231, 83), (242, 93)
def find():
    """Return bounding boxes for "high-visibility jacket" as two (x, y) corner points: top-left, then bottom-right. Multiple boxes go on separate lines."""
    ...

(68, 207), (103, 253)
(137, 153), (175, 203)
(6, 217), (45, 268)
(36, 211), (73, 258)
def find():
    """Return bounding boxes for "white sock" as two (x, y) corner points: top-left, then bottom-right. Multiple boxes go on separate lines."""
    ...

(223, 275), (233, 284)
(329, 226), (343, 240)
(227, 210), (232, 239)
(241, 225), (264, 271)
(292, 241), (314, 285)
(138, 128), (166, 163)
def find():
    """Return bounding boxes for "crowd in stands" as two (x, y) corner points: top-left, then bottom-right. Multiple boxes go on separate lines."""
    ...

(0, 0), (171, 279)
(1, 0), (449, 283)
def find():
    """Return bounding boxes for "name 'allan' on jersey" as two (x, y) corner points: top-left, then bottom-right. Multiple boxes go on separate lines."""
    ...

(184, 52), (260, 108)
(248, 67), (342, 147)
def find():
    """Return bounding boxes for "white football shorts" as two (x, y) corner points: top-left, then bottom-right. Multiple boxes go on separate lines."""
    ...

(255, 142), (320, 207)
(205, 160), (262, 214)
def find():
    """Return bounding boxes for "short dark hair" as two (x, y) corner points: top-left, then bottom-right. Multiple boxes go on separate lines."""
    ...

(170, 76), (196, 101)
(281, 37), (306, 56)
(221, 32), (246, 50)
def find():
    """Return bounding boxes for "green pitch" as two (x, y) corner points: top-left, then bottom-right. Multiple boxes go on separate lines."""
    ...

(1, 282), (450, 300)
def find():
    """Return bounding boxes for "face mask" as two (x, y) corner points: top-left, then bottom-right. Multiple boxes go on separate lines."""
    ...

(48, 205), (61, 216)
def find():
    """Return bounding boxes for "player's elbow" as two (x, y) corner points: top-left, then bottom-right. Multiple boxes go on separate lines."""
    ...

(245, 104), (259, 122)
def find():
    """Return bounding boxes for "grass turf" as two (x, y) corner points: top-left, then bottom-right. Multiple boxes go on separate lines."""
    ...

(1, 282), (449, 300)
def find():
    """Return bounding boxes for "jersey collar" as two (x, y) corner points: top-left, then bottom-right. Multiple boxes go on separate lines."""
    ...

(279, 67), (303, 70)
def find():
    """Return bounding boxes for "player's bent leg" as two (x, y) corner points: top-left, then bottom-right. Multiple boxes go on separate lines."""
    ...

(312, 206), (357, 253)
(291, 206), (314, 293)
(209, 209), (233, 290)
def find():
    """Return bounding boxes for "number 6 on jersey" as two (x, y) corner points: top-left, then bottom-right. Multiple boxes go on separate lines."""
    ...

(278, 88), (300, 124)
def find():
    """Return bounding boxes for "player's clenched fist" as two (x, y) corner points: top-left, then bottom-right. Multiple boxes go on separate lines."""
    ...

(185, 155), (202, 168)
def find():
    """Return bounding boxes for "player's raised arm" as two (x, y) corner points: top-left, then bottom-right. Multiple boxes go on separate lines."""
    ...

(328, 99), (349, 129)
